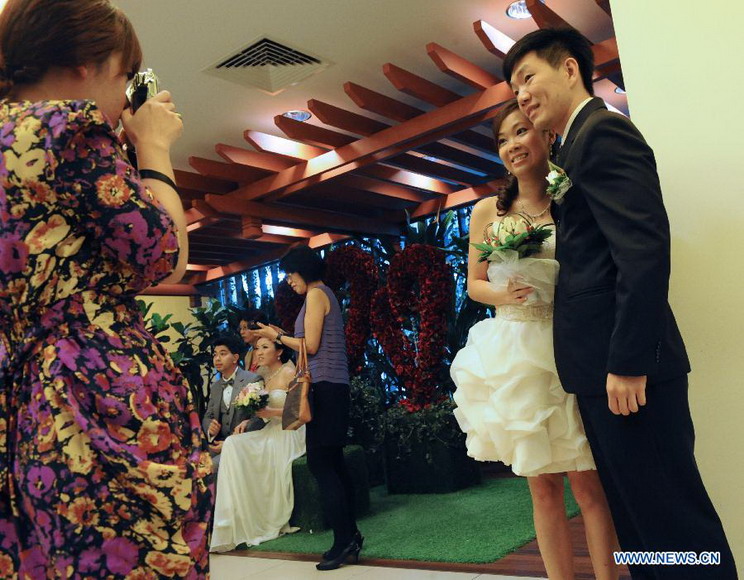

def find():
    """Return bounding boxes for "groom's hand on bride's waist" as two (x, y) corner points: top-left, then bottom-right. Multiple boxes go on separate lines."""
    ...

(606, 373), (647, 416)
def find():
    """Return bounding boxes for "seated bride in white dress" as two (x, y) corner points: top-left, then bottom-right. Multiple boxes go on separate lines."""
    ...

(450, 99), (620, 579)
(210, 337), (306, 552)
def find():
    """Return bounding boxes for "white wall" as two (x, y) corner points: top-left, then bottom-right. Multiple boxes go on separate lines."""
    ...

(612, 0), (744, 572)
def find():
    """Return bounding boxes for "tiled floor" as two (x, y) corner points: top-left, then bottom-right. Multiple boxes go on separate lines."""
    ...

(210, 555), (544, 580)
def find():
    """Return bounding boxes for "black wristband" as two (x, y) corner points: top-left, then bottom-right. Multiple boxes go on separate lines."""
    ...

(139, 169), (178, 190)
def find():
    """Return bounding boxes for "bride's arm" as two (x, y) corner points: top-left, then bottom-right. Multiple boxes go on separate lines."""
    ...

(466, 199), (532, 307)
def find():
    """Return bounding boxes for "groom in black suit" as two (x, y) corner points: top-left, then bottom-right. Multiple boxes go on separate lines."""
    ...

(504, 29), (736, 579)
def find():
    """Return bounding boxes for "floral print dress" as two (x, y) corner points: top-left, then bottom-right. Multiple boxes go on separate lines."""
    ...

(0, 100), (213, 578)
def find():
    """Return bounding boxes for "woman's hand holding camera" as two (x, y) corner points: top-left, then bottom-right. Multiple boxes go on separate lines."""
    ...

(121, 90), (183, 154)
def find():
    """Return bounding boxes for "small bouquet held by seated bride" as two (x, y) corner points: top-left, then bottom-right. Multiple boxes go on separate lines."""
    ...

(472, 214), (558, 305)
(233, 381), (269, 416)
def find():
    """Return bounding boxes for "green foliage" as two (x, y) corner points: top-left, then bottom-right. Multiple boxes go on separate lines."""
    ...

(384, 399), (467, 463)
(137, 298), (243, 419)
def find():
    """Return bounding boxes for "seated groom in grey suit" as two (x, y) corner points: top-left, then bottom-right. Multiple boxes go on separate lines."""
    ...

(202, 335), (262, 472)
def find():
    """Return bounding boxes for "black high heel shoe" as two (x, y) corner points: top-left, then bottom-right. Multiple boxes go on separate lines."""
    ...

(316, 538), (361, 571)
(322, 530), (364, 560)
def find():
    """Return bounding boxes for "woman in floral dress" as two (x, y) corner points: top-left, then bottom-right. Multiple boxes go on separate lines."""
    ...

(0, 0), (212, 576)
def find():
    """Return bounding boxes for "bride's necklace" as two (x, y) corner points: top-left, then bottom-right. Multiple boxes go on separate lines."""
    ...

(518, 198), (551, 220)
(264, 365), (283, 385)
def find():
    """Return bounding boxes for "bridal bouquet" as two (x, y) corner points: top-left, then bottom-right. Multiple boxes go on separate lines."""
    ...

(472, 214), (558, 305)
(234, 381), (269, 415)
(472, 214), (553, 263)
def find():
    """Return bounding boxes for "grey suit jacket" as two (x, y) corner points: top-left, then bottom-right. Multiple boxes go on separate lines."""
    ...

(202, 366), (263, 440)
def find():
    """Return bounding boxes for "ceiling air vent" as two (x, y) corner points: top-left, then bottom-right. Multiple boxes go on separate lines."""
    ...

(204, 37), (330, 95)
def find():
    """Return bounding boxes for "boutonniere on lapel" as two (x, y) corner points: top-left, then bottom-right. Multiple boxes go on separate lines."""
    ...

(546, 161), (573, 204)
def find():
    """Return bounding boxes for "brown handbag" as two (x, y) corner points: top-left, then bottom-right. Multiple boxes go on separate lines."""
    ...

(282, 338), (312, 430)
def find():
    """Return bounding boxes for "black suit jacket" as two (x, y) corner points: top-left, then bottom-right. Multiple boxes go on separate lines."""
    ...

(553, 97), (690, 395)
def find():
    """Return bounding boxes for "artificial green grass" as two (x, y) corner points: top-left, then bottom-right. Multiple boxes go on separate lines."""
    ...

(249, 477), (580, 563)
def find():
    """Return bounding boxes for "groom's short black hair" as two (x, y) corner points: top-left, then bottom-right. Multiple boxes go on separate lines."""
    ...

(213, 335), (243, 356)
(503, 27), (595, 96)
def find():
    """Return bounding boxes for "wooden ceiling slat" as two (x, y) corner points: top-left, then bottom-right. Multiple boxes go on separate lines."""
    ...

(337, 175), (428, 203)
(274, 115), (460, 194)
(243, 130), (326, 160)
(344, 81), (494, 153)
(174, 169), (235, 194)
(308, 99), (389, 136)
(221, 81), (515, 203)
(188, 156), (269, 183)
(186, 264), (215, 271)
(358, 164), (454, 195)
(215, 144), (297, 172)
(526, 0), (572, 29)
(383, 63), (461, 107)
(204, 247), (301, 282)
(411, 178), (507, 219)
(309, 99), (492, 173)
(274, 115), (356, 148)
(473, 20), (515, 60)
(205, 195), (402, 236)
(427, 42), (502, 90)
(416, 142), (495, 174)
(140, 284), (199, 296)
(344, 82), (425, 123)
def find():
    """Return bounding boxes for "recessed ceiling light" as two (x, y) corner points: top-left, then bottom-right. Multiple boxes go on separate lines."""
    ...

(506, 0), (545, 20)
(614, 86), (626, 94)
(282, 110), (312, 122)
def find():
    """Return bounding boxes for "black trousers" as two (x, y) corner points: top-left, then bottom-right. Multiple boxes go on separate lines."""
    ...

(577, 375), (737, 579)
(305, 381), (357, 549)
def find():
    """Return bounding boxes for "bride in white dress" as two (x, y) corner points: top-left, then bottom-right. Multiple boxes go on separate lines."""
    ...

(210, 337), (306, 552)
(451, 100), (619, 580)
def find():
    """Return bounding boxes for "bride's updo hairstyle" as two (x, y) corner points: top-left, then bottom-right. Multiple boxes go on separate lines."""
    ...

(256, 337), (293, 365)
(0, 0), (142, 98)
(491, 99), (522, 216)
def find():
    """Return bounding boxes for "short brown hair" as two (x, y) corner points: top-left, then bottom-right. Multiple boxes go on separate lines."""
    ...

(0, 0), (142, 97)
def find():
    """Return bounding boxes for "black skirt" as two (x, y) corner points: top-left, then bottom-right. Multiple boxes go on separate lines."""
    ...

(306, 381), (350, 450)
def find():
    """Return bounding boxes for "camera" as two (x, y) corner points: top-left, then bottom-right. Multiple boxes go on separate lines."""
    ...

(126, 68), (159, 112)
(124, 69), (159, 166)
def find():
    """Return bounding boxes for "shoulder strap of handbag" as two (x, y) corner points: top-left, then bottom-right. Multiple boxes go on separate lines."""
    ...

(298, 338), (309, 376)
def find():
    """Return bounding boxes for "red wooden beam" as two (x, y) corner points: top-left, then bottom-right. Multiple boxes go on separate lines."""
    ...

(274, 115), (356, 149)
(215, 144), (297, 172)
(204, 194), (402, 236)
(345, 81), (494, 153)
(222, 81), (515, 203)
(383, 63), (461, 107)
(340, 175), (428, 203)
(386, 155), (480, 186)
(344, 82), (424, 123)
(473, 20), (515, 60)
(526, 0), (572, 28)
(357, 164), (454, 195)
(204, 246), (295, 282)
(140, 284), (200, 296)
(427, 42), (502, 89)
(174, 169), (235, 194)
(276, 114), (457, 194)
(189, 156), (269, 183)
(308, 99), (389, 136)
(411, 179), (507, 219)
(262, 224), (316, 238)
(243, 130), (326, 160)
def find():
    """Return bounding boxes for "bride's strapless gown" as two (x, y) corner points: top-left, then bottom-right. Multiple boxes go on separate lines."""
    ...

(451, 234), (595, 477)
(210, 389), (306, 552)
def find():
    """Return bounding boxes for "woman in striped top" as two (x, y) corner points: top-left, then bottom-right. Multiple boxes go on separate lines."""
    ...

(257, 245), (361, 571)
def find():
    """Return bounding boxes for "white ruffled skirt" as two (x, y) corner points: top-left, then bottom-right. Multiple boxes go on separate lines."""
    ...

(451, 314), (595, 477)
